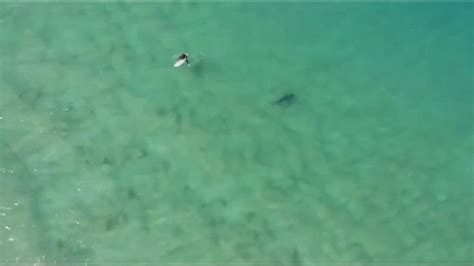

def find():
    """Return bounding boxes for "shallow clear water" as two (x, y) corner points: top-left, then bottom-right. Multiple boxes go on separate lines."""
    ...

(0, 2), (472, 264)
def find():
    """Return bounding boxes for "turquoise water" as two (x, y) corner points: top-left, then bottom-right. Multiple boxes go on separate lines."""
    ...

(0, 2), (472, 264)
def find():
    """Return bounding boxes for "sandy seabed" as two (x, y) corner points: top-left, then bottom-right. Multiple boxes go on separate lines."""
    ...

(0, 2), (472, 264)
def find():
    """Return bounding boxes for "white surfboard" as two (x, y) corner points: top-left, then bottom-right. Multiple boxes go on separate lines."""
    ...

(174, 58), (187, 68)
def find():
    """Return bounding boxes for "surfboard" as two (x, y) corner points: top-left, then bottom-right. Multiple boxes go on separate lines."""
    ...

(174, 58), (187, 68)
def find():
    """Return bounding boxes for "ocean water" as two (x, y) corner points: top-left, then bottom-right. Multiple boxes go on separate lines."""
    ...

(0, 2), (472, 264)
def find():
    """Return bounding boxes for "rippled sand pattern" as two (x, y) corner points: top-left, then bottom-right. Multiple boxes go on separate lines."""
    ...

(0, 3), (472, 264)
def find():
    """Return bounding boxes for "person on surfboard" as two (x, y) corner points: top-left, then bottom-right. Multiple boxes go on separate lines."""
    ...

(174, 52), (190, 67)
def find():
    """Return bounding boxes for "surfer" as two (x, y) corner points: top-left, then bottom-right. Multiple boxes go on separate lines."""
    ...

(174, 52), (190, 67)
